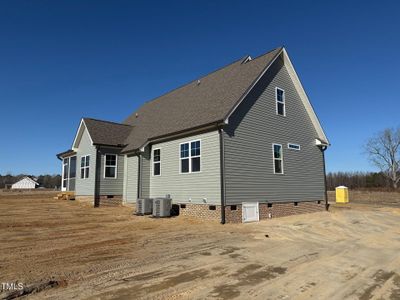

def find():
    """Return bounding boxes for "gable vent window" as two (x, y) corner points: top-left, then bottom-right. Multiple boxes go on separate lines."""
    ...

(288, 143), (301, 151)
(275, 87), (286, 116)
(104, 154), (117, 178)
(273, 144), (284, 174)
(180, 140), (201, 173)
(80, 155), (90, 179)
(153, 149), (161, 176)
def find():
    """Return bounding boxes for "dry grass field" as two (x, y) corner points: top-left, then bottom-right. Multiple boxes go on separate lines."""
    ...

(328, 190), (400, 207)
(1, 191), (400, 300)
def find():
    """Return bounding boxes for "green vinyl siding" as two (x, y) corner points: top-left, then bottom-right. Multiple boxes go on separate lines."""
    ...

(125, 155), (139, 203)
(149, 130), (221, 204)
(98, 147), (124, 196)
(224, 57), (325, 204)
(75, 127), (97, 196)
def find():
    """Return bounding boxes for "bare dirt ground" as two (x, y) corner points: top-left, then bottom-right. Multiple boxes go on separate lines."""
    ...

(1, 192), (400, 300)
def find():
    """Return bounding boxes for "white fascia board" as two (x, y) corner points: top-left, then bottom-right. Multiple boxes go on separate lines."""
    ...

(315, 138), (329, 146)
(72, 119), (94, 150)
(282, 48), (330, 145)
(224, 47), (329, 146)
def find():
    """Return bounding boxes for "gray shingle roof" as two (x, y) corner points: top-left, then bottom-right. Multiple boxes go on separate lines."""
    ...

(122, 47), (283, 152)
(83, 118), (133, 147)
(56, 149), (77, 160)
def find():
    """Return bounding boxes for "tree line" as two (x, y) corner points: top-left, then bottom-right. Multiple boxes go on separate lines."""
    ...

(327, 126), (400, 191)
(0, 174), (61, 189)
(326, 171), (390, 191)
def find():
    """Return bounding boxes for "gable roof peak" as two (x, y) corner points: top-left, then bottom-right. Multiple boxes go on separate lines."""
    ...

(72, 117), (133, 149)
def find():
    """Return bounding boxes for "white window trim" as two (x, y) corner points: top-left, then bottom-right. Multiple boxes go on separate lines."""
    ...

(179, 139), (202, 174)
(275, 87), (286, 117)
(103, 154), (118, 179)
(61, 156), (77, 191)
(62, 158), (68, 190)
(152, 148), (161, 176)
(80, 155), (90, 179)
(288, 143), (301, 151)
(272, 143), (284, 174)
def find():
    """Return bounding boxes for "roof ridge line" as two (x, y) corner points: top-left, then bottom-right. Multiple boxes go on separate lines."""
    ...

(244, 46), (284, 63)
(128, 54), (249, 108)
(126, 49), (282, 115)
(84, 117), (133, 127)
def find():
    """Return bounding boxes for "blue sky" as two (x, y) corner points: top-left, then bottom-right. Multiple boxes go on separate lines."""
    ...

(0, 0), (399, 175)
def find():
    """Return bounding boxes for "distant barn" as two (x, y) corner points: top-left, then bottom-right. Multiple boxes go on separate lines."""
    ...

(11, 177), (39, 189)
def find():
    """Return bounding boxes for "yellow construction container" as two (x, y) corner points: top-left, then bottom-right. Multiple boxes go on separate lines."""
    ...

(336, 186), (349, 203)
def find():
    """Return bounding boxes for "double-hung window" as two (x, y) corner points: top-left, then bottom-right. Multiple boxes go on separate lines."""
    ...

(80, 155), (90, 179)
(104, 154), (117, 178)
(153, 149), (161, 176)
(273, 144), (284, 174)
(276, 87), (286, 116)
(180, 140), (201, 173)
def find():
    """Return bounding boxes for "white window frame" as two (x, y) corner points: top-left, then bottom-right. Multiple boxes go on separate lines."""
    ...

(152, 148), (161, 176)
(179, 139), (201, 174)
(104, 154), (118, 179)
(61, 156), (77, 191)
(275, 87), (286, 116)
(272, 143), (284, 174)
(69, 156), (77, 179)
(288, 143), (301, 151)
(80, 155), (90, 179)
(62, 158), (68, 190)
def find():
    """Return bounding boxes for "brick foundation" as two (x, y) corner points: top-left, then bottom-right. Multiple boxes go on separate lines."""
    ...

(75, 196), (94, 206)
(179, 203), (221, 221)
(96, 196), (123, 207)
(75, 195), (123, 207)
(259, 201), (325, 219)
(178, 201), (326, 223)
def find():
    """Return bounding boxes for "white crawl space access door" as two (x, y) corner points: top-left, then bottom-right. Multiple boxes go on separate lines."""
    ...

(242, 202), (259, 223)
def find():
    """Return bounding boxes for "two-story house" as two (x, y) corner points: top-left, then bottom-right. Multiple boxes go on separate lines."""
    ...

(57, 47), (329, 223)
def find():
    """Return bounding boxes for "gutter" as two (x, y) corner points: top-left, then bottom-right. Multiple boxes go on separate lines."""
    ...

(219, 128), (226, 224)
(121, 121), (224, 155)
(92, 143), (127, 148)
(56, 150), (77, 160)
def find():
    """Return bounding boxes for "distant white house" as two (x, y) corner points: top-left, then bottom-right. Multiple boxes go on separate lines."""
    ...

(11, 177), (39, 189)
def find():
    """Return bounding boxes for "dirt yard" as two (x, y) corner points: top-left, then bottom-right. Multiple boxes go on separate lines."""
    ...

(1, 192), (400, 300)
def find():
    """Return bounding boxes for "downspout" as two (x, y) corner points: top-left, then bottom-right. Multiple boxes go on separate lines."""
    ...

(219, 128), (226, 224)
(320, 146), (329, 211)
(94, 147), (101, 207)
(67, 157), (71, 191)
(137, 153), (142, 199)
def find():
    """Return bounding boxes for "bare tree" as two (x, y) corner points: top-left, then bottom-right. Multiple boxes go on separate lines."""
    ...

(365, 127), (400, 189)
